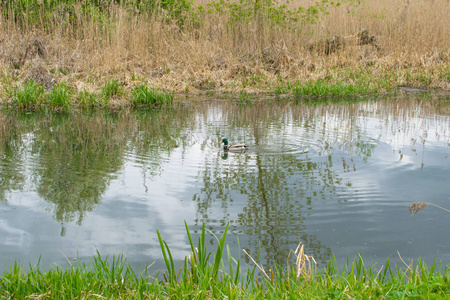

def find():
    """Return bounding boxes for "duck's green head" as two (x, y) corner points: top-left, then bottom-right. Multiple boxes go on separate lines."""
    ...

(221, 138), (229, 145)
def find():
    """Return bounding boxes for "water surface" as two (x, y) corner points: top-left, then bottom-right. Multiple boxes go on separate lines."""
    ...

(1, 95), (449, 272)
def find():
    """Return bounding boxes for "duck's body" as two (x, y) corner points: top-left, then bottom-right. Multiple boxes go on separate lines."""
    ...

(222, 138), (248, 151)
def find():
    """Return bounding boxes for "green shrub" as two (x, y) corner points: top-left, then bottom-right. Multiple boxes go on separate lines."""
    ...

(204, 0), (341, 30)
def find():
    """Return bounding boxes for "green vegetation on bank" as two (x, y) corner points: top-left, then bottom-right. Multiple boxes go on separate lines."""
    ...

(11, 80), (44, 109)
(46, 83), (72, 110)
(275, 79), (380, 96)
(1, 222), (450, 299)
(131, 84), (174, 107)
(273, 68), (398, 97)
(4, 72), (392, 110)
(6, 81), (175, 110)
(102, 79), (122, 104)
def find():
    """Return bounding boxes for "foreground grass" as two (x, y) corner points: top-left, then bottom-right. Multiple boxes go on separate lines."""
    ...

(2, 222), (450, 299)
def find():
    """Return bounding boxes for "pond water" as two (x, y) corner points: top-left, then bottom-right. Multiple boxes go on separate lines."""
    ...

(0, 95), (449, 273)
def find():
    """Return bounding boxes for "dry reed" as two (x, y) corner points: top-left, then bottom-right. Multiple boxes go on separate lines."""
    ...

(409, 201), (450, 216)
(291, 242), (317, 279)
(244, 240), (316, 284)
(0, 0), (448, 103)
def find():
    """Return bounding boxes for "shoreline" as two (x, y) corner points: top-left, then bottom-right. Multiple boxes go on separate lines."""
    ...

(1, 78), (449, 111)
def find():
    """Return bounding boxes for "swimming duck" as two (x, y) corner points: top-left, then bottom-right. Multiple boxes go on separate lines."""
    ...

(222, 138), (248, 151)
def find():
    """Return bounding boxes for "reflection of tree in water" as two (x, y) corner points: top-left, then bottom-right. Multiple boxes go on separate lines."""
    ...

(193, 97), (449, 268)
(195, 151), (338, 267)
(0, 112), (37, 203)
(131, 110), (197, 192)
(0, 108), (195, 226)
(31, 113), (128, 225)
(193, 103), (345, 267)
(238, 154), (339, 268)
(193, 100), (435, 267)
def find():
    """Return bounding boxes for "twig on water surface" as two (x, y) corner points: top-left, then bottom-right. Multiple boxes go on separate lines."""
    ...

(408, 202), (450, 216)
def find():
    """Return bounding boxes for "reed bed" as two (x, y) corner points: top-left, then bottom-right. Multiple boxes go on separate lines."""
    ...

(0, 0), (448, 108)
(1, 222), (449, 299)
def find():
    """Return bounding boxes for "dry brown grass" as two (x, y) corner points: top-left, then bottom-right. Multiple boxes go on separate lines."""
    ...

(0, 0), (448, 101)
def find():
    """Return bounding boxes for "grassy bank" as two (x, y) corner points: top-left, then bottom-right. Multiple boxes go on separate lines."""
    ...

(0, 0), (448, 109)
(1, 222), (450, 299)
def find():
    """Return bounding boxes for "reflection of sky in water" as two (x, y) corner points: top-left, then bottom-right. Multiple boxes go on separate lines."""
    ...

(0, 98), (449, 273)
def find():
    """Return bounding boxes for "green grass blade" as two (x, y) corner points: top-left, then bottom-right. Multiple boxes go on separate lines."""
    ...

(212, 223), (229, 278)
(157, 229), (175, 283)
